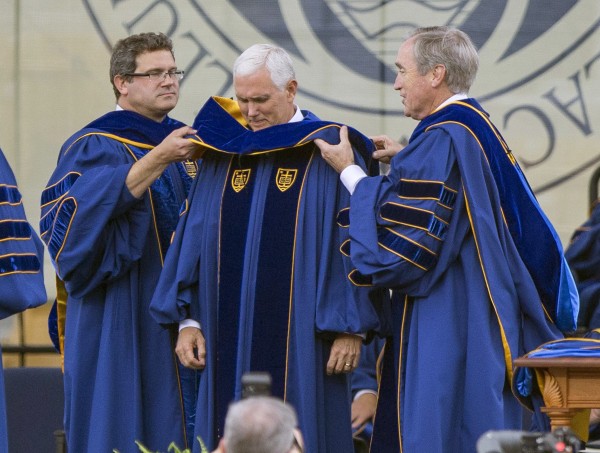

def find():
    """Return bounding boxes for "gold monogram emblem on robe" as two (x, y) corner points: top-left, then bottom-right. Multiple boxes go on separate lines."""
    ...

(275, 168), (298, 192)
(183, 160), (197, 178)
(231, 169), (251, 192)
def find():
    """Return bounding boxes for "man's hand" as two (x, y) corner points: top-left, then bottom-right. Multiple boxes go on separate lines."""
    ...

(175, 326), (206, 370)
(370, 134), (405, 164)
(126, 126), (201, 198)
(150, 126), (201, 165)
(314, 125), (355, 174)
(326, 333), (362, 375)
(351, 392), (377, 433)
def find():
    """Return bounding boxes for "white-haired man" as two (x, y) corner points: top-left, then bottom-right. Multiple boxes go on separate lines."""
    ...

(151, 44), (387, 452)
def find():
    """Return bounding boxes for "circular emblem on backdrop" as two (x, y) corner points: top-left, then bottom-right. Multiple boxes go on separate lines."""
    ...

(84, 0), (600, 202)
(83, 0), (599, 115)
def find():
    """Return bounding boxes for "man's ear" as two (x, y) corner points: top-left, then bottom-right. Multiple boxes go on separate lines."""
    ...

(286, 79), (298, 100)
(113, 75), (129, 96)
(431, 64), (446, 88)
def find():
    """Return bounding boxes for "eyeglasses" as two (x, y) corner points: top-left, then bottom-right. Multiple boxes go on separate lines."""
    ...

(124, 70), (184, 82)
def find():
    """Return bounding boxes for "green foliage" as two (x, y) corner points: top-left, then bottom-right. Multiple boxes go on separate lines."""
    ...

(113, 436), (209, 453)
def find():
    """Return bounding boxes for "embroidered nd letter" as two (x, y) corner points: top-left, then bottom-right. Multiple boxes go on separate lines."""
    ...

(276, 168), (297, 192)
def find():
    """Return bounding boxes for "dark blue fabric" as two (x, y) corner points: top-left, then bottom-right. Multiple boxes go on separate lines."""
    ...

(83, 110), (186, 147)
(0, 185), (20, 204)
(0, 147), (47, 452)
(40, 113), (196, 453)
(47, 299), (60, 352)
(188, 96), (376, 165)
(565, 202), (600, 330)
(0, 254), (40, 275)
(216, 155), (259, 440)
(524, 337), (600, 358)
(126, 146), (192, 261)
(150, 97), (388, 453)
(349, 100), (569, 453)
(40, 172), (79, 207)
(412, 100), (578, 333)
(0, 148), (46, 319)
(250, 148), (312, 396)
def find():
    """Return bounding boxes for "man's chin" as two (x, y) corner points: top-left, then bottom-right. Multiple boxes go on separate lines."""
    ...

(157, 99), (178, 113)
(249, 122), (269, 131)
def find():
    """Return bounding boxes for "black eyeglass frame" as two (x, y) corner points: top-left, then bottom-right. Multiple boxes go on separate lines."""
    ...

(122, 70), (184, 81)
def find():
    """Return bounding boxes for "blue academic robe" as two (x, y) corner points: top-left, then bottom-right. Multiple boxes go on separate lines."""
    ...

(347, 99), (578, 453)
(565, 202), (600, 330)
(151, 97), (388, 453)
(40, 111), (197, 453)
(0, 147), (47, 453)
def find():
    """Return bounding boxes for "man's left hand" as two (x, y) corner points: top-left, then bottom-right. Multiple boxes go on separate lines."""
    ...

(326, 333), (362, 375)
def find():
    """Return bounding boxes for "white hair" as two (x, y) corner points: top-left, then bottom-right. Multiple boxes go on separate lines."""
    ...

(223, 396), (298, 453)
(233, 44), (296, 91)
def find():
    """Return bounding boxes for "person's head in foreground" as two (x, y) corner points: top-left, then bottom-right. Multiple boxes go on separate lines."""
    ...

(216, 396), (304, 453)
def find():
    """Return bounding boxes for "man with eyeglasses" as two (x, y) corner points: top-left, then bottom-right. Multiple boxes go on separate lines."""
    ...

(41, 32), (200, 453)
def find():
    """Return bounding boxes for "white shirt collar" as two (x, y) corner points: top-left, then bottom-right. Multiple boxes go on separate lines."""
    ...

(288, 105), (303, 123)
(437, 93), (468, 110)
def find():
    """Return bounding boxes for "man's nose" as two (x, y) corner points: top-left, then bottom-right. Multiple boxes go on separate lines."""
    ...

(247, 102), (259, 116)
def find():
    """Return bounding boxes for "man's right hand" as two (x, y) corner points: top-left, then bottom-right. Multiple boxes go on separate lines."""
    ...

(151, 126), (200, 165)
(314, 125), (356, 174)
(126, 126), (200, 198)
(175, 326), (206, 370)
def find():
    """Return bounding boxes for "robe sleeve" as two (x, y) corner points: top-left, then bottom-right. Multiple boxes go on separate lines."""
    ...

(348, 129), (461, 289)
(149, 178), (201, 326)
(150, 157), (225, 326)
(311, 146), (388, 338)
(565, 202), (600, 329)
(40, 134), (150, 298)
(0, 149), (47, 318)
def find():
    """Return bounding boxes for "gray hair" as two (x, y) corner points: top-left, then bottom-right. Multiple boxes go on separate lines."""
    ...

(233, 44), (296, 91)
(407, 26), (479, 93)
(223, 396), (298, 453)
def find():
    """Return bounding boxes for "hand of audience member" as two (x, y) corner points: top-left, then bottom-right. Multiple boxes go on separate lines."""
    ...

(175, 326), (206, 370)
(314, 125), (355, 174)
(351, 392), (377, 433)
(326, 333), (361, 375)
(369, 134), (404, 164)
